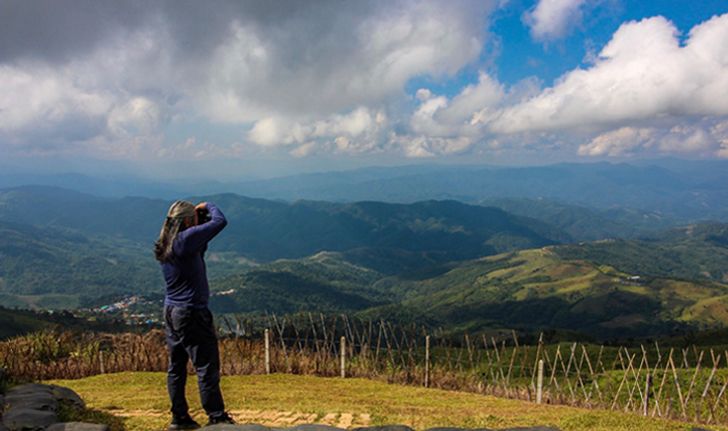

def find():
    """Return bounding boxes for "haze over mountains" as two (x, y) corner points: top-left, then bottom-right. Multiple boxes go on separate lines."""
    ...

(3, 160), (728, 219)
(1, 160), (728, 340)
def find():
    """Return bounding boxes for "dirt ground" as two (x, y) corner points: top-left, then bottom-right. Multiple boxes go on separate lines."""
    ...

(113, 408), (372, 428)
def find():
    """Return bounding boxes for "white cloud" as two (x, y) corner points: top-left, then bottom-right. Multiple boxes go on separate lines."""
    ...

(248, 117), (284, 147)
(659, 125), (716, 154)
(410, 73), (503, 139)
(578, 127), (655, 156)
(525, 0), (585, 42)
(0, 23), (177, 157)
(712, 121), (728, 158)
(415, 88), (433, 101)
(107, 97), (162, 137)
(489, 14), (728, 134)
(0, 63), (112, 135)
(289, 141), (318, 158)
(248, 107), (388, 155)
(579, 120), (728, 158)
(391, 134), (474, 158)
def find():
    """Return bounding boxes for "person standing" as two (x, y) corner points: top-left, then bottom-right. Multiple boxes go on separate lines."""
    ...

(154, 200), (235, 430)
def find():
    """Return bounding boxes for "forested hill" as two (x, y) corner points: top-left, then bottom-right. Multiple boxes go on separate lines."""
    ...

(0, 186), (568, 263)
(554, 223), (728, 283)
(0, 306), (125, 339)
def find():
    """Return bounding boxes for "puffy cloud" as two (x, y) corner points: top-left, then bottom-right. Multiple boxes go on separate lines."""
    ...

(0, 19), (177, 156)
(248, 117), (284, 147)
(249, 107), (388, 155)
(579, 120), (728, 158)
(578, 127), (655, 157)
(659, 125), (716, 154)
(410, 73), (503, 138)
(391, 72), (505, 157)
(713, 121), (728, 158)
(107, 97), (162, 137)
(290, 141), (318, 158)
(0, 63), (112, 135)
(524, 0), (585, 42)
(390, 134), (474, 158)
(489, 15), (728, 134)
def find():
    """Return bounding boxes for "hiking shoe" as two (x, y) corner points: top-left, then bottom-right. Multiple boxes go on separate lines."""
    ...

(168, 414), (201, 430)
(207, 412), (236, 425)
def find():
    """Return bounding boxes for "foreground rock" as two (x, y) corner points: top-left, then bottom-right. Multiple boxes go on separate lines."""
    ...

(200, 425), (561, 431)
(0, 383), (104, 431)
(2, 409), (58, 430)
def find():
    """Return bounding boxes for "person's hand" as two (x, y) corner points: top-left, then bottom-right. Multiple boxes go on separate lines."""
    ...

(195, 202), (208, 211)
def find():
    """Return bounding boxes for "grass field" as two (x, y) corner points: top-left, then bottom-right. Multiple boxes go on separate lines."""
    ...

(47, 372), (725, 431)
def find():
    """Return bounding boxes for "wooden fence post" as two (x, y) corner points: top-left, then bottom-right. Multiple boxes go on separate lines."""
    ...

(644, 372), (652, 416)
(425, 335), (431, 388)
(264, 328), (271, 374)
(340, 336), (346, 378)
(537, 359), (544, 404)
(99, 351), (105, 374)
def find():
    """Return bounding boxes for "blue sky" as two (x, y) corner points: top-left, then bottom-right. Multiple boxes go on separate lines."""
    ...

(1, 0), (727, 179)
(494, 0), (728, 85)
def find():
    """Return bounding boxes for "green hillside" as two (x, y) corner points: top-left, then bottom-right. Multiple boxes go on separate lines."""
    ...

(360, 248), (728, 339)
(210, 251), (388, 314)
(0, 221), (163, 308)
(0, 306), (125, 339)
(206, 236), (728, 340)
(554, 223), (728, 283)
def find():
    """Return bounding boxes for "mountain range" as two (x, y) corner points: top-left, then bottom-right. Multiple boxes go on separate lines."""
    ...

(1, 160), (728, 340)
(3, 160), (728, 221)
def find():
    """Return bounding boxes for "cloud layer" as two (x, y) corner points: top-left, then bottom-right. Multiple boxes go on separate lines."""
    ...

(1, 1), (727, 163)
(0, 1), (495, 160)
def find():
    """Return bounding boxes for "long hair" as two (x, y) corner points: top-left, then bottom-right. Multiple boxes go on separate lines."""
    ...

(154, 200), (195, 262)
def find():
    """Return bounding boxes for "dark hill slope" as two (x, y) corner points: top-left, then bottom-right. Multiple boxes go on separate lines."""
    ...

(0, 187), (568, 268)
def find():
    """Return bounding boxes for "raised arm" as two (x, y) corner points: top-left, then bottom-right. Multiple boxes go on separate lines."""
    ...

(174, 202), (228, 255)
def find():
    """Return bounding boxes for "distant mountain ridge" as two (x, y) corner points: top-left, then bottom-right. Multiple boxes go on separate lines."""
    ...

(0, 186), (567, 264)
(3, 160), (727, 222)
(479, 197), (677, 240)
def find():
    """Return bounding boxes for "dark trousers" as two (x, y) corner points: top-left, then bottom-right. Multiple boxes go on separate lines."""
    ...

(164, 305), (225, 418)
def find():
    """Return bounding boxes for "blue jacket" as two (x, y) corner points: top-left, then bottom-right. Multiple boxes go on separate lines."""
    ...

(161, 202), (227, 308)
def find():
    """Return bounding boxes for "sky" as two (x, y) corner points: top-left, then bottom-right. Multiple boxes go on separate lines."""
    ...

(1, 0), (728, 179)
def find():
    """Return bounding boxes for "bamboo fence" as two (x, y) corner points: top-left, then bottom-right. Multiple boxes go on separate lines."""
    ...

(1, 314), (727, 425)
